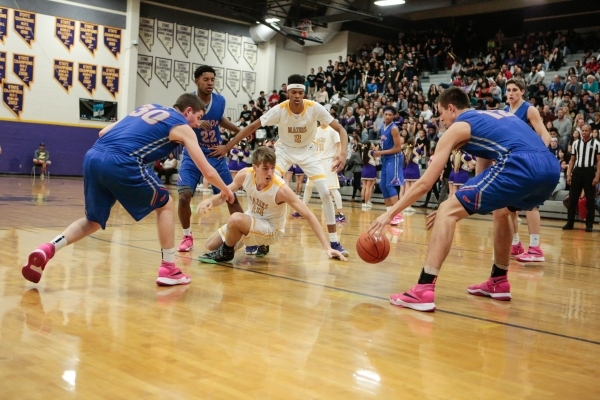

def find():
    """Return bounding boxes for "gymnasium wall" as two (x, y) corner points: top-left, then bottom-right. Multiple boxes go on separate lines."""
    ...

(0, 0), (128, 175)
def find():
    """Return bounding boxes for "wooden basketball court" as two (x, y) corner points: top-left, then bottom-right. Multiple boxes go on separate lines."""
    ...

(1, 176), (598, 398)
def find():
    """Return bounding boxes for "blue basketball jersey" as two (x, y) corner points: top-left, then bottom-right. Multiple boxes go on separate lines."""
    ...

(379, 122), (401, 161)
(92, 104), (188, 163)
(184, 92), (225, 156)
(456, 109), (548, 160)
(503, 101), (532, 124)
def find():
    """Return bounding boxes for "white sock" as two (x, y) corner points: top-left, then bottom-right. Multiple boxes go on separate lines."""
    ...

(331, 189), (343, 210)
(329, 232), (338, 243)
(183, 228), (192, 236)
(161, 248), (175, 263)
(512, 233), (520, 245)
(530, 234), (540, 247)
(51, 235), (68, 251)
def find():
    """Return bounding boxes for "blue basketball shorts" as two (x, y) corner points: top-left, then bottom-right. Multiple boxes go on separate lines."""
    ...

(83, 149), (170, 229)
(456, 151), (560, 215)
(380, 156), (404, 199)
(177, 153), (233, 194)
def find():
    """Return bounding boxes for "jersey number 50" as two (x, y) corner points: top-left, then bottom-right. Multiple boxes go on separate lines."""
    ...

(129, 104), (170, 124)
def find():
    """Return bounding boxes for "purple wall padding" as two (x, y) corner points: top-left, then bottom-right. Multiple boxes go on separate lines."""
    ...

(0, 120), (100, 176)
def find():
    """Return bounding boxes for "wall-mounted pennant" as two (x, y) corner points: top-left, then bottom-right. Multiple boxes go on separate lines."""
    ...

(104, 27), (121, 59)
(157, 20), (174, 54)
(55, 18), (75, 51)
(137, 55), (152, 86)
(13, 54), (34, 88)
(3, 82), (24, 117)
(194, 28), (209, 60)
(191, 63), (202, 83)
(0, 7), (8, 43)
(101, 66), (119, 98)
(211, 31), (226, 63)
(173, 60), (190, 90)
(155, 57), (172, 88)
(242, 71), (256, 97)
(176, 24), (191, 57)
(243, 42), (258, 70)
(0, 52), (5, 84)
(138, 17), (154, 51)
(53, 59), (73, 93)
(226, 69), (240, 97)
(80, 22), (98, 56)
(14, 10), (36, 46)
(78, 63), (97, 95)
(213, 66), (224, 93)
(227, 34), (242, 63)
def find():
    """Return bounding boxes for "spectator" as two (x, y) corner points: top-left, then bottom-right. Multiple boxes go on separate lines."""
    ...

(306, 68), (317, 99)
(548, 137), (559, 157)
(238, 104), (251, 123)
(158, 152), (178, 185)
(33, 143), (50, 178)
(565, 75), (582, 95)
(553, 108), (573, 150)
(420, 103), (433, 122)
(583, 75), (599, 95)
(268, 90), (279, 108)
(547, 75), (564, 93)
(325, 76), (335, 98)
(585, 56), (599, 73)
(315, 86), (329, 105)
(484, 93), (499, 110)
(340, 107), (357, 132)
(450, 59), (462, 79)
(278, 83), (288, 103)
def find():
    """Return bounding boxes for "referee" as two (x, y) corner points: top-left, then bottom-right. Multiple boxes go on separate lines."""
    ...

(563, 124), (600, 232)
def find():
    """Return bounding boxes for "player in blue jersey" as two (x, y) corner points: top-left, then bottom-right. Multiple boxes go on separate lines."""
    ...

(177, 65), (243, 253)
(22, 94), (235, 286)
(503, 78), (551, 262)
(368, 87), (559, 312)
(374, 106), (404, 225)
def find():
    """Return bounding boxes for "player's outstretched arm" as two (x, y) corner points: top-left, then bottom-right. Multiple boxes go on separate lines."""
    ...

(277, 184), (347, 261)
(220, 117), (240, 135)
(527, 106), (551, 146)
(169, 125), (235, 203)
(209, 119), (263, 158)
(198, 169), (245, 213)
(329, 119), (348, 172)
(368, 121), (471, 236)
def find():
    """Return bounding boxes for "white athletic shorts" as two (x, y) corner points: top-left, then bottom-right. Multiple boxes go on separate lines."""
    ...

(307, 157), (339, 189)
(218, 216), (284, 249)
(274, 142), (326, 182)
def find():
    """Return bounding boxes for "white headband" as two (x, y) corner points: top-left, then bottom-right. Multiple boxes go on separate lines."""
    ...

(287, 84), (305, 91)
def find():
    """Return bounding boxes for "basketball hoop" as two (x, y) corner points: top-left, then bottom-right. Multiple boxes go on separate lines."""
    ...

(299, 20), (313, 38)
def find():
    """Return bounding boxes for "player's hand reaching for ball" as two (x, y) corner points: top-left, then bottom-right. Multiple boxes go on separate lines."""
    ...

(326, 248), (347, 261)
(209, 144), (229, 159)
(368, 212), (393, 237)
(425, 210), (437, 230)
(196, 199), (213, 214)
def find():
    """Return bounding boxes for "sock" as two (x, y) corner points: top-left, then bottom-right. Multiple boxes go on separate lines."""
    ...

(512, 233), (520, 245)
(161, 248), (175, 263)
(183, 228), (191, 236)
(529, 234), (540, 247)
(490, 263), (508, 278)
(329, 232), (339, 243)
(50, 235), (68, 251)
(418, 265), (439, 284)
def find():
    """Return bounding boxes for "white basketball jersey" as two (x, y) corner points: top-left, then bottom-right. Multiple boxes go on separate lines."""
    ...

(242, 168), (287, 232)
(315, 125), (340, 159)
(260, 100), (334, 148)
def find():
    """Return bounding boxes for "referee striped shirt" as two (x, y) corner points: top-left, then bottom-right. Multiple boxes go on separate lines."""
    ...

(571, 138), (600, 168)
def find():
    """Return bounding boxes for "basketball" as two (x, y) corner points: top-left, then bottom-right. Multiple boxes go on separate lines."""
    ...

(356, 232), (390, 264)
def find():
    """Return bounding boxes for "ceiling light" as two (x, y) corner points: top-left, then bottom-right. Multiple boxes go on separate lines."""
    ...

(374, 0), (405, 5)
(265, 18), (280, 23)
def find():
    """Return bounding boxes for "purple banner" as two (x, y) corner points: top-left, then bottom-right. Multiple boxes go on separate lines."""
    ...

(104, 27), (121, 59)
(0, 7), (7, 43)
(78, 63), (97, 95)
(80, 22), (98, 56)
(14, 10), (36, 46)
(13, 54), (34, 88)
(55, 17), (75, 51)
(0, 52), (5, 84)
(53, 59), (73, 93)
(101, 66), (119, 98)
(3, 82), (24, 117)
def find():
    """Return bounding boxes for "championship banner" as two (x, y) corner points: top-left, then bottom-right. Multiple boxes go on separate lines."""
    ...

(137, 55), (152, 86)
(3, 82), (24, 117)
(53, 59), (73, 93)
(242, 71), (256, 96)
(243, 42), (258, 70)
(0, 52), (5, 84)
(101, 66), (119, 98)
(13, 54), (34, 88)
(104, 27), (121, 59)
(191, 63), (202, 83)
(227, 34), (242, 63)
(80, 22), (98, 56)
(55, 18), (75, 51)
(139, 17), (154, 51)
(176, 24), (192, 57)
(14, 10), (36, 46)
(78, 63), (97, 95)
(0, 7), (8, 43)
(211, 31), (226, 63)
(226, 69), (240, 97)
(194, 28), (209, 60)
(155, 57), (172, 88)
(157, 20), (174, 54)
(213, 66), (224, 93)
(173, 61), (190, 90)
